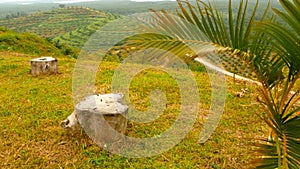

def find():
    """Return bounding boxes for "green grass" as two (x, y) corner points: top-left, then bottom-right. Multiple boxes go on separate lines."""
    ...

(0, 27), (63, 56)
(0, 6), (118, 39)
(0, 52), (268, 168)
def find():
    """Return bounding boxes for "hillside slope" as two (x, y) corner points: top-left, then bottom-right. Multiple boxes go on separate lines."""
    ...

(52, 19), (115, 49)
(0, 6), (119, 39)
(0, 27), (66, 56)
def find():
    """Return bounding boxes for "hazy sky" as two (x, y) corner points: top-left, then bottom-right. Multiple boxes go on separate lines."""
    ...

(0, 0), (176, 3)
(0, 0), (38, 2)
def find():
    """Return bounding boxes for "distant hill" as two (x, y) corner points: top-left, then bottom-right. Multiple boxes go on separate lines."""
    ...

(0, 27), (69, 56)
(0, 1), (178, 18)
(72, 1), (178, 15)
(0, 6), (119, 39)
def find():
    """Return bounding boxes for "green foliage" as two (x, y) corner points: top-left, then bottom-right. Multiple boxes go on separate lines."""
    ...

(0, 27), (79, 57)
(0, 6), (119, 40)
(59, 4), (66, 8)
(118, 0), (300, 168)
(4, 11), (27, 20)
(0, 27), (62, 56)
(53, 18), (117, 49)
(253, 0), (300, 168)
(0, 0), (298, 168)
(174, 0), (300, 168)
(53, 39), (80, 58)
(72, 1), (179, 16)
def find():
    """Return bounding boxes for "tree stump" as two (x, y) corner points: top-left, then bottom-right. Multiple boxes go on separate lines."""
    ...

(30, 57), (58, 76)
(61, 93), (128, 146)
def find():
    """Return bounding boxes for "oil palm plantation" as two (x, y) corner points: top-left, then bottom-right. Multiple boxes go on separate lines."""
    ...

(119, 0), (300, 168)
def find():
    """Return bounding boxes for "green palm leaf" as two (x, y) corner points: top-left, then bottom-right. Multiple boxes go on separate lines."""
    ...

(257, 1), (300, 79)
(254, 0), (300, 168)
(118, 0), (300, 168)
(127, 0), (272, 81)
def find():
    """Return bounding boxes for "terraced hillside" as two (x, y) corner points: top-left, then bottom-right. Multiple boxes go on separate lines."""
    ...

(52, 20), (116, 49)
(0, 6), (119, 40)
(0, 27), (63, 56)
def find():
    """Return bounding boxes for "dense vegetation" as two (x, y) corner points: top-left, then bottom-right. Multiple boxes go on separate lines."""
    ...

(0, 6), (119, 50)
(0, 3), (58, 19)
(72, 0), (179, 15)
(0, 1), (178, 19)
(0, 1), (281, 50)
(0, 27), (63, 56)
(0, 6), (118, 39)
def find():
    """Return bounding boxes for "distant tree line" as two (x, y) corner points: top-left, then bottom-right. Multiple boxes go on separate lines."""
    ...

(59, 4), (66, 8)
(5, 12), (27, 20)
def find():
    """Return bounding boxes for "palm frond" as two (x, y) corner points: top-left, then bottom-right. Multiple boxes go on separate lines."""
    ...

(117, 0), (300, 167)
(257, 0), (300, 79)
(256, 111), (300, 168)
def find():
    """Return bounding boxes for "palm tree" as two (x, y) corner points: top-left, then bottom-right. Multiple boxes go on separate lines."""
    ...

(121, 0), (300, 168)
(253, 0), (300, 168)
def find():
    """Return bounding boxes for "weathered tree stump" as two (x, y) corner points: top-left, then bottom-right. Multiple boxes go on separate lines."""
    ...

(61, 93), (128, 145)
(30, 56), (58, 76)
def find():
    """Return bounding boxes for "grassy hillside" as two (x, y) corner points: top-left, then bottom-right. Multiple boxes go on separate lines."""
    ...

(0, 6), (119, 39)
(0, 27), (64, 56)
(52, 19), (115, 49)
(0, 50), (268, 168)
